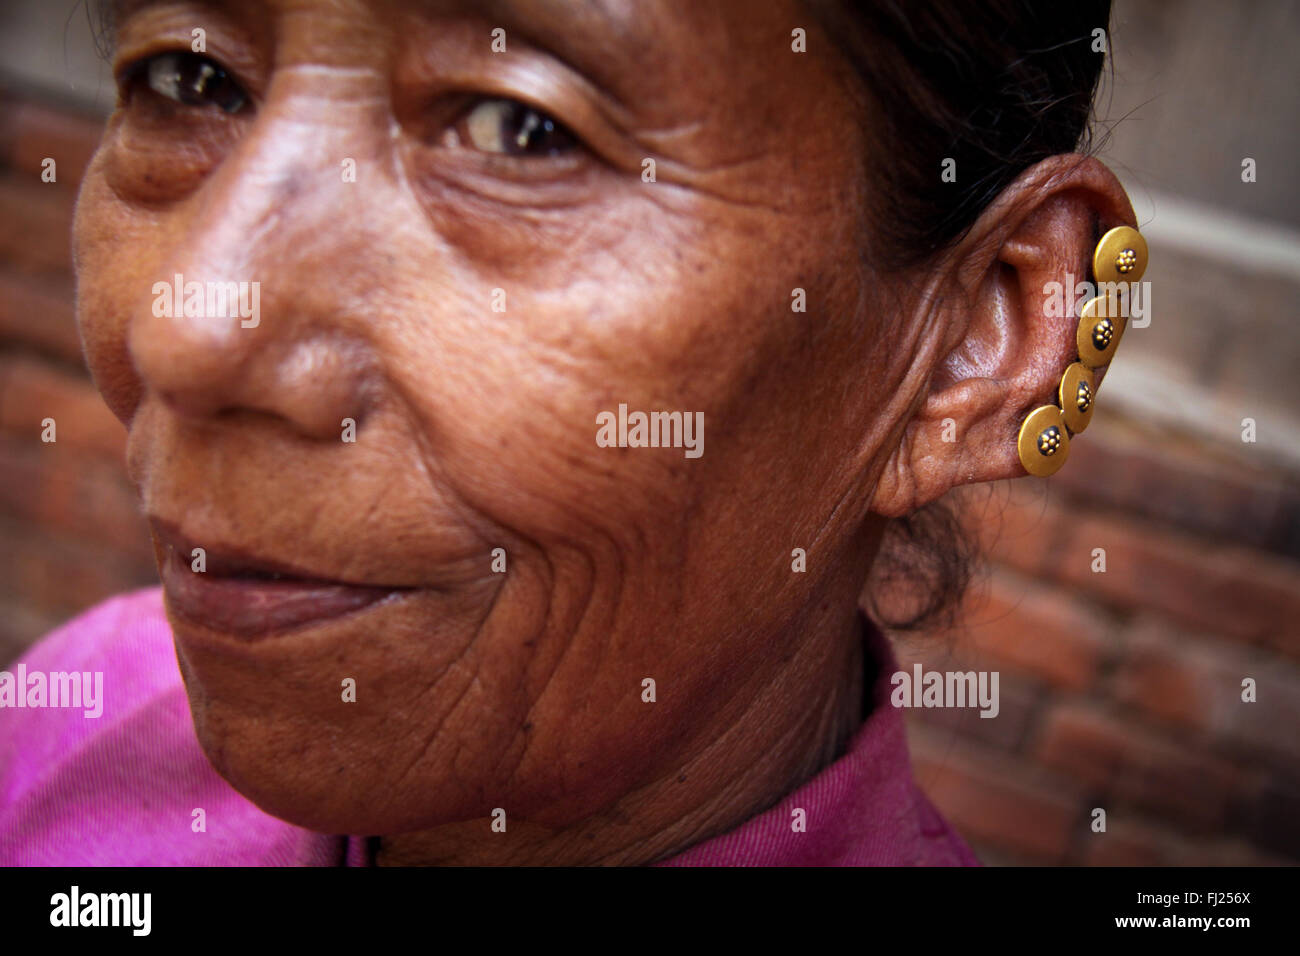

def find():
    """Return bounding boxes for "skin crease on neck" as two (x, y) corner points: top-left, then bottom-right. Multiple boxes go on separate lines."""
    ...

(75, 0), (1139, 865)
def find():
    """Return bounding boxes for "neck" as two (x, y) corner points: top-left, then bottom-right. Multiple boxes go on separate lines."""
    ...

(374, 602), (869, 866)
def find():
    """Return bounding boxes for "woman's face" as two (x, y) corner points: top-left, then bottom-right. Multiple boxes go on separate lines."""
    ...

(75, 0), (915, 852)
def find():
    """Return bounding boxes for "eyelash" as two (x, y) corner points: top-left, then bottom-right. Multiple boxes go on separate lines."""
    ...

(443, 98), (580, 159)
(121, 51), (248, 115)
(118, 50), (583, 160)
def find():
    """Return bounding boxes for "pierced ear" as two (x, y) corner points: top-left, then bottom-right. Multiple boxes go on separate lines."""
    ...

(868, 155), (1137, 518)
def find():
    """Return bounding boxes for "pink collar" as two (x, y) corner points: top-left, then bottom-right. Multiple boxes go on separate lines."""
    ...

(1, 590), (974, 866)
(654, 618), (978, 866)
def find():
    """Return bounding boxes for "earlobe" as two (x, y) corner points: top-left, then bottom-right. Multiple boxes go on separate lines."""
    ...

(867, 155), (1144, 515)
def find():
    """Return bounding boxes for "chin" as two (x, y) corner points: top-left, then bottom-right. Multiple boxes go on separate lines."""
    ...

(164, 597), (496, 834)
(182, 688), (483, 835)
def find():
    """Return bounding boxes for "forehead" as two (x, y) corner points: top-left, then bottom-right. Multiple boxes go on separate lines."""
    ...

(107, 0), (811, 83)
(104, 0), (844, 130)
(104, 0), (765, 45)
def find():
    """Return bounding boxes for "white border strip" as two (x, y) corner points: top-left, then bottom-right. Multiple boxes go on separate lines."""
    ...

(1124, 185), (1300, 281)
(1101, 355), (1300, 470)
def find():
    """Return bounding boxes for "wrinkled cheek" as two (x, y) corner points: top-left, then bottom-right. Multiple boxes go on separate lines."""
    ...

(73, 167), (186, 424)
(73, 179), (138, 423)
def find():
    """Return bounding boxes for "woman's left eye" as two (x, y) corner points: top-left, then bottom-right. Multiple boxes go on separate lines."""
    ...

(126, 51), (248, 114)
(445, 99), (578, 157)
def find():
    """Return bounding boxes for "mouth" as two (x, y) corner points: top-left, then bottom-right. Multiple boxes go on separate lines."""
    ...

(154, 521), (408, 639)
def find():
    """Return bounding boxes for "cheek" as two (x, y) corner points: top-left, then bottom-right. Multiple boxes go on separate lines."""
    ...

(72, 107), (248, 422)
(101, 102), (239, 202)
(73, 168), (159, 423)
(373, 254), (722, 564)
(378, 207), (860, 564)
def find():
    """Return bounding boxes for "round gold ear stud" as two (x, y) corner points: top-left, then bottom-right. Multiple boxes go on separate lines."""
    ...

(1093, 225), (1148, 284)
(1076, 292), (1126, 368)
(1017, 404), (1070, 476)
(1016, 224), (1146, 479)
(1058, 361), (1097, 434)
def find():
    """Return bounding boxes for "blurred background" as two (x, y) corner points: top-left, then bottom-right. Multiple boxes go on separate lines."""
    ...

(1, 0), (1297, 864)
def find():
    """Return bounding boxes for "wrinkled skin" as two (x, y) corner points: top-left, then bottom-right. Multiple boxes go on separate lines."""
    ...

(75, 0), (1135, 864)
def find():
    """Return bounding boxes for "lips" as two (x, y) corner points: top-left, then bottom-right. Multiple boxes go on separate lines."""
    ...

(155, 523), (406, 639)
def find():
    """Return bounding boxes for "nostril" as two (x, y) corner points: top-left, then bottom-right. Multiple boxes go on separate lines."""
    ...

(153, 388), (222, 420)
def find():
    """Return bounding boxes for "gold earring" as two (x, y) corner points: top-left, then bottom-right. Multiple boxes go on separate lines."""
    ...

(1076, 290), (1125, 368)
(1093, 225), (1148, 284)
(1017, 225), (1147, 476)
(1058, 361), (1096, 434)
(1018, 404), (1070, 477)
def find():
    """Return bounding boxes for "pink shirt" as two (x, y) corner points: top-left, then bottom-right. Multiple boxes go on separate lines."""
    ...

(0, 588), (977, 866)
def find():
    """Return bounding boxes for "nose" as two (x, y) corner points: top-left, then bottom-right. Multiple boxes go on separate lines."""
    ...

(127, 94), (384, 440)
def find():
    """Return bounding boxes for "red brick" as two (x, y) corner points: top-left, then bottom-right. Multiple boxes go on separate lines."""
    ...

(910, 726), (1081, 863)
(1237, 771), (1300, 860)
(949, 571), (1111, 691)
(1055, 511), (1300, 658)
(1035, 703), (1242, 831)
(1218, 663), (1300, 769)
(957, 845), (1023, 866)
(1178, 840), (1293, 866)
(966, 482), (1070, 578)
(1054, 412), (1297, 558)
(1110, 621), (1225, 733)
(0, 435), (150, 559)
(0, 267), (82, 363)
(900, 673), (1041, 753)
(0, 170), (77, 278)
(1036, 703), (1124, 789)
(1110, 620), (1300, 769)
(0, 594), (64, 669)
(1080, 816), (1285, 866)
(0, 515), (156, 635)
(1079, 816), (1184, 866)
(5, 98), (105, 189)
(0, 354), (125, 459)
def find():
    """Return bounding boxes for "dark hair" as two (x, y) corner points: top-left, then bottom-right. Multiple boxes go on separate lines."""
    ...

(824, 0), (1113, 629)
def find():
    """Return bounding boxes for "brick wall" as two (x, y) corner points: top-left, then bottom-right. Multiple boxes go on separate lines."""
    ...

(0, 88), (158, 666)
(2, 80), (1297, 867)
(895, 420), (1300, 865)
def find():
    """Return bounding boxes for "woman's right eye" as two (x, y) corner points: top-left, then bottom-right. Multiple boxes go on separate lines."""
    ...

(124, 51), (248, 114)
(445, 98), (580, 158)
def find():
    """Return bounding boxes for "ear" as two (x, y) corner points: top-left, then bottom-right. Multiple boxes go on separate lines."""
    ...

(869, 154), (1139, 518)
